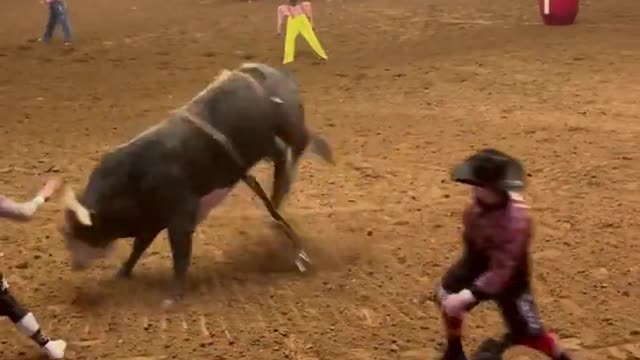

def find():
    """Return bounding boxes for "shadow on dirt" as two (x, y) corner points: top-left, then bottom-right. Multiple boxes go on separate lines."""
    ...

(64, 219), (373, 312)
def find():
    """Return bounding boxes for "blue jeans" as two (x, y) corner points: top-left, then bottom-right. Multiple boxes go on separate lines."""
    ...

(42, 1), (72, 43)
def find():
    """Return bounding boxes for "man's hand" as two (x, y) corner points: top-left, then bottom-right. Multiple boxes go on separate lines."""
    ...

(38, 177), (63, 200)
(442, 289), (476, 318)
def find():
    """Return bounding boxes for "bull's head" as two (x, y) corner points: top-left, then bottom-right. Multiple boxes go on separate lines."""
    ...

(270, 132), (334, 210)
(237, 62), (335, 209)
(60, 186), (114, 271)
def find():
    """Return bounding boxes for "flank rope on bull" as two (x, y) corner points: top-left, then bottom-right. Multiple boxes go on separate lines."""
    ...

(172, 70), (310, 270)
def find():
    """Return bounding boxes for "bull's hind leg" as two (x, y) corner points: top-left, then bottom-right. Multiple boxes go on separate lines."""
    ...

(294, 250), (312, 272)
(116, 230), (161, 279)
(267, 220), (312, 273)
(167, 198), (199, 298)
(167, 228), (194, 298)
(243, 176), (312, 273)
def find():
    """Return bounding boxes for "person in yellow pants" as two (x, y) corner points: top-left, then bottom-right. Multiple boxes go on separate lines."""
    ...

(277, 0), (328, 64)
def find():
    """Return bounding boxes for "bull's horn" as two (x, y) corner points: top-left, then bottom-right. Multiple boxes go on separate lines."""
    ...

(63, 186), (93, 226)
(239, 62), (260, 70)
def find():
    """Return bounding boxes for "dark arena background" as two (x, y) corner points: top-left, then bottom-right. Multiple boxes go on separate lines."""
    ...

(1, 0), (639, 359)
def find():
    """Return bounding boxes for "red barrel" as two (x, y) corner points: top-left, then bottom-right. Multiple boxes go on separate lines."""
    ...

(539, 0), (579, 25)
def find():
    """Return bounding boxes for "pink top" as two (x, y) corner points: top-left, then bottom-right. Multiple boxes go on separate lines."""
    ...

(277, 2), (313, 34)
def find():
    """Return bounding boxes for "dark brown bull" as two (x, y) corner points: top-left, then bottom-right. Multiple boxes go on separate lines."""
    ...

(60, 63), (333, 297)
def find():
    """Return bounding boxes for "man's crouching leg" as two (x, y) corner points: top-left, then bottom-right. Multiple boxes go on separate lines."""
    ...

(434, 285), (468, 360)
(498, 291), (575, 360)
(0, 274), (67, 359)
(433, 257), (480, 360)
(513, 332), (574, 360)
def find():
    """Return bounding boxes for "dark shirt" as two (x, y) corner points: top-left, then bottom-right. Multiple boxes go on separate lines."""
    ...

(463, 196), (532, 300)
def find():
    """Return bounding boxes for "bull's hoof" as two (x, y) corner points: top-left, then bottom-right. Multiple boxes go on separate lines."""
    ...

(162, 288), (185, 310)
(164, 281), (186, 307)
(294, 258), (309, 272)
(294, 250), (313, 273)
(114, 268), (133, 280)
(162, 298), (177, 310)
(169, 280), (188, 299)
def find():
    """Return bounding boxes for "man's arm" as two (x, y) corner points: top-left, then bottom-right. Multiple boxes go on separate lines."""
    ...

(0, 178), (61, 221)
(301, 2), (313, 25)
(277, 5), (288, 34)
(0, 195), (46, 221)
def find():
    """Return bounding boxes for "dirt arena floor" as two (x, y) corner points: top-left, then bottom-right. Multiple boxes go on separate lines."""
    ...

(1, 0), (639, 359)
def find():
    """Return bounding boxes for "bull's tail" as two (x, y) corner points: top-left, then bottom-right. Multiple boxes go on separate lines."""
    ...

(308, 133), (334, 165)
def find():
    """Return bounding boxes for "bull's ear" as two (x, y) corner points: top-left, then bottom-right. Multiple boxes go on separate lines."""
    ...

(62, 186), (93, 227)
(238, 63), (268, 83)
(309, 135), (335, 165)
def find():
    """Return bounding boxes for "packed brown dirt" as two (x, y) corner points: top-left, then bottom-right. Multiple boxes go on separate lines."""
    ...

(1, 0), (639, 359)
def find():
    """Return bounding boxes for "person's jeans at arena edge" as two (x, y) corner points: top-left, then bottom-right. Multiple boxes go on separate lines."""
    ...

(42, 1), (72, 43)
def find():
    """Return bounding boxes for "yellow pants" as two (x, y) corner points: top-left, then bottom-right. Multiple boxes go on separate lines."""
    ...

(283, 15), (328, 64)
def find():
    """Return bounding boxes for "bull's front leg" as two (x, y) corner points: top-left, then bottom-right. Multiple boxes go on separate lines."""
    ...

(167, 197), (199, 298)
(270, 140), (295, 210)
(116, 230), (161, 279)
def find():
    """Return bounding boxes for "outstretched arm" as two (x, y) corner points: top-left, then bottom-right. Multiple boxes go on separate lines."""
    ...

(0, 196), (46, 221)
(301, 2), (313, 25)
(277, 5), (288, 34)
(0, 178), (61, 221)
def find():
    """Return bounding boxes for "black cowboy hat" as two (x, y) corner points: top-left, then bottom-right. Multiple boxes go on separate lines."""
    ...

(451, 149), (525, 191)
